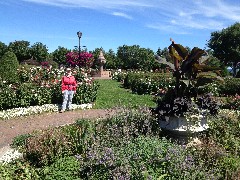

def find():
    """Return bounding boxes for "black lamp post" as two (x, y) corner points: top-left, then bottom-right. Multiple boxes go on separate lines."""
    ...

(77, 31), (82, 59)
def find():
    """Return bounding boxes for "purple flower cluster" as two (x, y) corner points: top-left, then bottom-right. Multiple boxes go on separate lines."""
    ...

(97, 147), (115, 167)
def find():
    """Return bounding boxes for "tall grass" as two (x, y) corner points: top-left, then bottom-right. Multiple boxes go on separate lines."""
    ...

(93, 79), (156, 109)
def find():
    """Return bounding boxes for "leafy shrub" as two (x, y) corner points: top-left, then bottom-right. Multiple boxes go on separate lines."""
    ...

(0, 51), (19, 83)
(32, 86), (52, 106)
(199, 82), (220, 96)
(132, 78), (160, 95)
(199, 110), (240, 178)
(0, 159), (40, 179)
(22, 119), (95, 167)
(11, 133), (33, 149)
(39, 156), (81, 179)
(50, 83), (62, 104)
(0, 79), (17, 110)
(123, 71), (174, 95)
(14, 83), (52, 107)
(73, 80), (99, 104)
(24, 127), (73, 166)
(222, 94), (240, 110)
(217, 156), (240, 179)
(95, 106), (161, 147)
(218, 77), (240, 96)
(65, 119), (95, 155)
(16, 83), (36, 107)
(17, 66), (32, 83)
(208, 109), (240, 154)
(111, 69), (127, 82)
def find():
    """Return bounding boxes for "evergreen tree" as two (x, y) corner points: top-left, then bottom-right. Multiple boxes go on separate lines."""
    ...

(0, 51), (19, 83)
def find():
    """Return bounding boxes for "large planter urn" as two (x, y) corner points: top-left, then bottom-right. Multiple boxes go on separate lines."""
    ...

(159, 111), (209, 143)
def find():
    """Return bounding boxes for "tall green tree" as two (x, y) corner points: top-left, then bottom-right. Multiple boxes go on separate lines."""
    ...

(8, 40), (31, 62)
(117, 45), (155, 70)
(0, 51), (19, 83)
(207, 22), (240, 76)
(138, 47), (156, 70)
(0, 41), (8, 59)
(30, 42), (49, 62)
(105, 49), (117, 69)
(51, 46), (70, 65)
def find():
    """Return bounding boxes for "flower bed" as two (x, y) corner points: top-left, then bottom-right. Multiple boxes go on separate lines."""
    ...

(0, 66), (99, 111)
(0, 103), (92, 120)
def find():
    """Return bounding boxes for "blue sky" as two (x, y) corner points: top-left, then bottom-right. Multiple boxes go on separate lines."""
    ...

(0, 0), (239, 53)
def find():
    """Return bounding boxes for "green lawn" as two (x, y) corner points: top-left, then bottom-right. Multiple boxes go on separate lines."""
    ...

(93, 79), (156, 109)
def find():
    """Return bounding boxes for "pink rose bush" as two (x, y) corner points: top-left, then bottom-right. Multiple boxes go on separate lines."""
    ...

(66, 52), (94, 68)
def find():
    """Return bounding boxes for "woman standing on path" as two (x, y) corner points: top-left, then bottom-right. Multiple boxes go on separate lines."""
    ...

(60, 68), (77, 113)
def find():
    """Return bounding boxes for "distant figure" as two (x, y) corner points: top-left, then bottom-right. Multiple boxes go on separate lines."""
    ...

(60, 68), (77, 113)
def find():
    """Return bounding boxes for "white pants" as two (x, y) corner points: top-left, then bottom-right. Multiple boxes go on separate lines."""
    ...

(62, 90), (74, 111)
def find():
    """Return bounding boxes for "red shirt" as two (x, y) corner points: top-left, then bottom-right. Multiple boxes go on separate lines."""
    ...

(61, 75), (77, 92)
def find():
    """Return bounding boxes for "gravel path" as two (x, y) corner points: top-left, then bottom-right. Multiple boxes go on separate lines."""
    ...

(0, 109), (112, 149)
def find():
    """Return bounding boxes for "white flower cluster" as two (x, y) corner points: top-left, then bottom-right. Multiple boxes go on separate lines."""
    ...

(0, 147), (23, 164)
(0, 103), (93, 120)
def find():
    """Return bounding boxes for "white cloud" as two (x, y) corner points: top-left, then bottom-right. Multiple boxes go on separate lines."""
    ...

(196, 0), (240, 21)
(22, 0), (240, 33)
(22, 0), (152, 9)
(146, 24), (189, 35)
(146, 0), (240, 33)
(112, 12), (133, 19)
